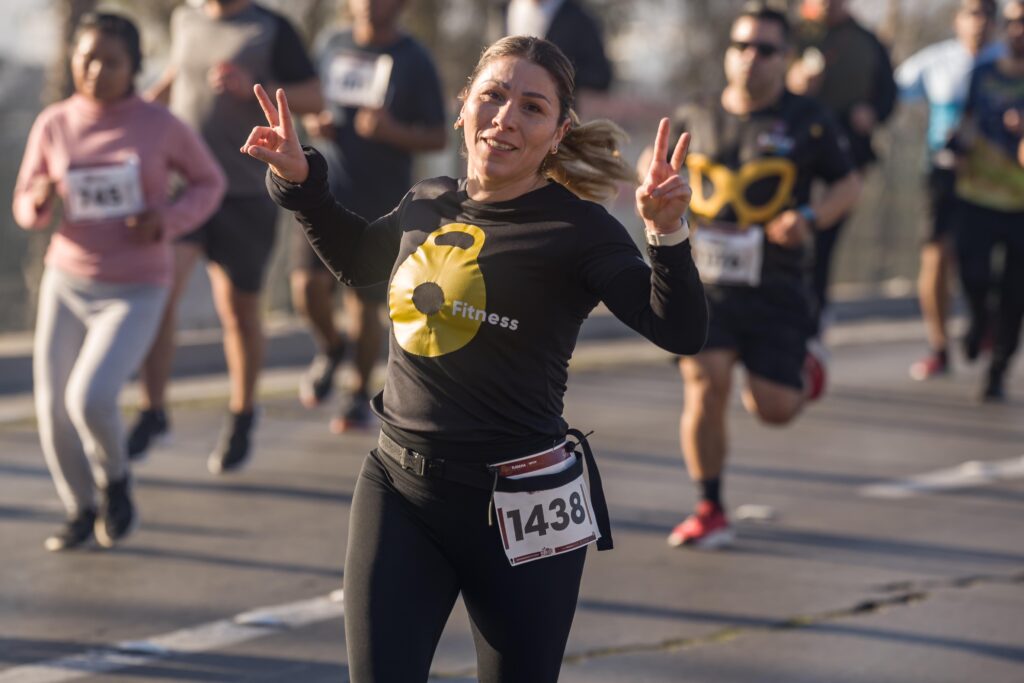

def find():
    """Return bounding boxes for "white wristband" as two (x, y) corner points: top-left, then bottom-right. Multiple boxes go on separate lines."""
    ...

(645, 217), (690, 246)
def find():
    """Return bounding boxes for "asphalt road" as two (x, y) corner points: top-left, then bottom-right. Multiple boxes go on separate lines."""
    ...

(1, 332), (1022, 682)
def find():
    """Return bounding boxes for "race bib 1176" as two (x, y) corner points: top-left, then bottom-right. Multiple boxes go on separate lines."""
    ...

(693, 223), (764, 286)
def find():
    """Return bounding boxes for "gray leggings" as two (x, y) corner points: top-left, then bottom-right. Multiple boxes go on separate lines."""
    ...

(34, 268), (167, 515)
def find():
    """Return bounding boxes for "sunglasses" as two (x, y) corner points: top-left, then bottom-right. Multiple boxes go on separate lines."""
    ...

(730, 40), (784, 57)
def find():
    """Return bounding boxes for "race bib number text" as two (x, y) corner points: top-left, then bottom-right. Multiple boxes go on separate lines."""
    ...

(325, 52), (393, 109)
(65, 160), (144, 222)
(494, 470), (601, 566)
(693, 223), (764, 286)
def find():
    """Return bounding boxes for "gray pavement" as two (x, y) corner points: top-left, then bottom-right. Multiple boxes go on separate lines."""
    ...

(1, 326), (1023, 682)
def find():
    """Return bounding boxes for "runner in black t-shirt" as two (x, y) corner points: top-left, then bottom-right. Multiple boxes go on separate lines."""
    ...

(291, 0), (447, 433)
(243, 35), (706, 683)
(650, 3), (861, 549)
(126, 0), (323, 474)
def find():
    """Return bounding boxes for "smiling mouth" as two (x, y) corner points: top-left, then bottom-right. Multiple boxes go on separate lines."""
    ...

(482, 138), (516, 152)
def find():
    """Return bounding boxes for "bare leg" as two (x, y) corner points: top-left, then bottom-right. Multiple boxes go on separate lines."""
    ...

(679, 351), (736, 481)
(138, 243), (202, 410)
(918, 239), (953, 352)
(208, 264), (263, 414)
(741, 375), (805, 426)
(345, 289), (384, 397)
(291, 268), (343, 354)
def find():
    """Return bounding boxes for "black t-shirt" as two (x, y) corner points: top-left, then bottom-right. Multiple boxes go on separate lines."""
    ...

(674, 91), (854, 284)
(269, 150), (708, 461)
(317, 30), (446, 218)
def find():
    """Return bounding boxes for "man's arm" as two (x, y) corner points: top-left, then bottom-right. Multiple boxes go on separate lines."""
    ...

(354, 109), (447, 152)
(809, 172), (862, 228)
(269, 77), (323, 115)
(144, 65), (177, 105)
(870, 33), (899, 124)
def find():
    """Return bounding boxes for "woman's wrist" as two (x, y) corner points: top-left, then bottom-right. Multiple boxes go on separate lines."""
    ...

(644, 217), (689, 246)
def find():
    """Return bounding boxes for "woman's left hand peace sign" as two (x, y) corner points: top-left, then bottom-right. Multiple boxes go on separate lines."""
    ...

(636, 118), (692, 234)
(240, 84), (309, 184)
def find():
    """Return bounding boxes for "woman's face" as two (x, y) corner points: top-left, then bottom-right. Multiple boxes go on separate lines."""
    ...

(71, 29), (134, 102)
(460, 56), (567, 192)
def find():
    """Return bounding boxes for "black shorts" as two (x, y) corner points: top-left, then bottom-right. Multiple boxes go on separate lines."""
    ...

(922, 165), (958, 243)
(701, 282), (813, 389)
(179, 194), (277, 293)
(288, 222), (387, 303)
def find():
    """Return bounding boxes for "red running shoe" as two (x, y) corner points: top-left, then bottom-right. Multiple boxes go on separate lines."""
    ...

(803, 338), (829, 401)
(667, 501), (734, 549)
(909, 352), (949, 381)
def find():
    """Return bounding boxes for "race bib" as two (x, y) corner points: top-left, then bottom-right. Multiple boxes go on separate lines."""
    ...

(493, 459), (602, 566)
(693, 223), (764, 286)
(325, 52), (393, 109)
(65, 158), (144, 222)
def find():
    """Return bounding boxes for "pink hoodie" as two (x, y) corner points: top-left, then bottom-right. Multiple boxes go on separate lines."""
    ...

(13, 94), (227, 286)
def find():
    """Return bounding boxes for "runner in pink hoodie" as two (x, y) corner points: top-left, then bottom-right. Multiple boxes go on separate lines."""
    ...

(13, 12), (226, 551)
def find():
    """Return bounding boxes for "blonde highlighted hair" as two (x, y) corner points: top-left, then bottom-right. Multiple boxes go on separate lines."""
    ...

(463, 36), (633, 202)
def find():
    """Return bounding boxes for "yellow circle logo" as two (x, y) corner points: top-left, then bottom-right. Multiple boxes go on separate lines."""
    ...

(388, 223), (487, 357)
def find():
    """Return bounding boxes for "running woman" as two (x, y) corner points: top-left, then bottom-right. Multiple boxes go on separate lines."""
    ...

(896, 0), (1001, 380)
(244, 36), (707, 683)
(950, 0), (1024, 401)
(660, 3), (861, 548)
(12, 13), (225, 551)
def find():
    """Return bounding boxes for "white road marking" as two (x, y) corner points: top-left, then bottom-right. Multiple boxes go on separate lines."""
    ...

(0, 593), (344, 683)
(859, 455), (1024, 499)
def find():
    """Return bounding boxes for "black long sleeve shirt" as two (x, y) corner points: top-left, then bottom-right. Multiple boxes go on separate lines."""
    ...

(269, 149), (707, 461)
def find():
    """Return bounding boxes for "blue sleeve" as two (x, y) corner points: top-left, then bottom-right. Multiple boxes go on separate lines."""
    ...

(895, 50), (927, 103)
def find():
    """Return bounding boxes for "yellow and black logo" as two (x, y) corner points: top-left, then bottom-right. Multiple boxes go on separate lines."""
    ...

(687, 153), (797, 227)
(389, 223), (489, 357)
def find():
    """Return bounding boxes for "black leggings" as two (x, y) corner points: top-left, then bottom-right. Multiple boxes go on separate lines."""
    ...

(343, 450), (588, 683)
(954, 201), (1024, 370)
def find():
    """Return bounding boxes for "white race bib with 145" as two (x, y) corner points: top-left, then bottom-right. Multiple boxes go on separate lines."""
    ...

(493, 464), (602, 566)
(65, 158), (144, 223)
(693, 223), (764, 286)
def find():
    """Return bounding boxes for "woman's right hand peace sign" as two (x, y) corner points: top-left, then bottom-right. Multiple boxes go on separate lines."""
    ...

(240, 84), (309, 184)
(636, 118), (692, 235)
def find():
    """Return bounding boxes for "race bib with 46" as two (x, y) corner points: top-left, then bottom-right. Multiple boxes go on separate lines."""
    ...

(692, 223), (764, 287)
(65, 158), (144, 223)
(493, 463), (602, 566)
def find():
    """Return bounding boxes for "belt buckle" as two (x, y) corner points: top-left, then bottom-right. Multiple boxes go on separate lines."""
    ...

(400, 449), (427, 476)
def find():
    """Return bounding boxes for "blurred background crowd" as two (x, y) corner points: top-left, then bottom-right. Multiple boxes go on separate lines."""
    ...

(0, 0), (982, 334)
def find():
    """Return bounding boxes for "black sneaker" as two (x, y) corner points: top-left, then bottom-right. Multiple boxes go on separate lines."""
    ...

(208, 410), (257, 474)
(44, 508), (97, 552)
(299, 343), (346, 408)
(95, 477), (136, 548)
(127, 409), (170, 461)
(329, 393), (373, 434)
(980, 364), (1007, 403)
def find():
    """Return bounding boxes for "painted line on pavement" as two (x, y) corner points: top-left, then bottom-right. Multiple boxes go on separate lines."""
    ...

(0, 591), (345, 683)
(859, 455), (1024, 499)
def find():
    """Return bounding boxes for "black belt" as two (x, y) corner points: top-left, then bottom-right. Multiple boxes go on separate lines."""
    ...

(376, 429), (614, 551)
(376, 431), (495, 489)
